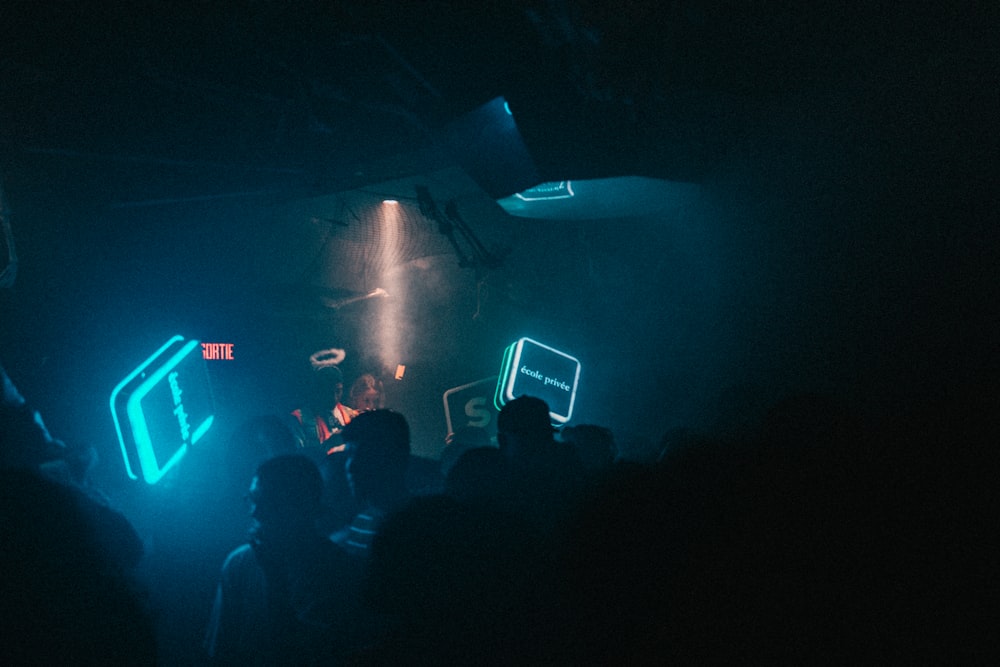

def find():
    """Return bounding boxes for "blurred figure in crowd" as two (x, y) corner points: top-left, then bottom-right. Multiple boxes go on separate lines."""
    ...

(331, 410), (410, 558)
(205, 455), (358, 665)
(291, 365), (356, 452)
(349, 373), (383, 413)
(495, 395), (585, 536)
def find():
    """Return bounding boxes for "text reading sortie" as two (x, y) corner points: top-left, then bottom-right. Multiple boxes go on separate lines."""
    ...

(201, 343), (234, 360)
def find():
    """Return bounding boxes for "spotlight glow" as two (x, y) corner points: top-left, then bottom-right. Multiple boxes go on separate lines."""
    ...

(375, 202), (403, 374)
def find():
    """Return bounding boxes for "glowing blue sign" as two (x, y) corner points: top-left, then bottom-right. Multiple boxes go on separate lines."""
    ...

(110, 336), (215, 484)
(513, 181), (575, 201)
(494, 337), (581, 425)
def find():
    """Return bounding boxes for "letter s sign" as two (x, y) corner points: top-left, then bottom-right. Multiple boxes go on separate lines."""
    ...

(442, 377), (499, 436)
(464, 396), (491, 428)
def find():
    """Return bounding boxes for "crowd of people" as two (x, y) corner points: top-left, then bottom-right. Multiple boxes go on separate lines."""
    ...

(1, 359), (994, 664)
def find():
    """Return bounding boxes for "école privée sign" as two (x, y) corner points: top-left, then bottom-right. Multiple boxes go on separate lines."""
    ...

(494, 337), (581, 425)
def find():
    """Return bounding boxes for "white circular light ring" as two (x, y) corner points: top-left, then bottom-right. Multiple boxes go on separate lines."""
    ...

(310, 348), (346, 369)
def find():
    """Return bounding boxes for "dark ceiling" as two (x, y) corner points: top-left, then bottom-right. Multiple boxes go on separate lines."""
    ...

(5, 1), (991, 200)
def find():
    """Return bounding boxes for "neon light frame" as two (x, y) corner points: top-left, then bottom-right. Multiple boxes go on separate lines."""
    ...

(110, 336), (215, 484)
(493, 336), (581, 425)
(513, 181), (575, 201)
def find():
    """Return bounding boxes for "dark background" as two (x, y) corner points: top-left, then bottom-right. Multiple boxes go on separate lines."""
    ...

(1, 3), (996, 660)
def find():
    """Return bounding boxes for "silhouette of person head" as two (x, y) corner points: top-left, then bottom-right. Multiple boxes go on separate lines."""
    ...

(496, 395), (556, 462)
(341, 409), (410, 512)
(495, 396), (585, 534)
(308, 365), (345, 414)
(247, 455), (325, 559)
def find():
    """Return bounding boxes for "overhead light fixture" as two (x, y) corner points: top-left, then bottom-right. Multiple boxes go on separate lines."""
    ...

(514, 181), (575, 201)
(416, 186), (507, 272)
(497, 176), (701, 220)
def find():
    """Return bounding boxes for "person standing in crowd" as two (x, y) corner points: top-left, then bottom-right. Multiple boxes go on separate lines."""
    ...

(348, 373), (383, 413)
(291, 365), (357, 453)
(205, 454), (359, 665)
(331, 409), (410, 558)
(2, 362), (156, 664)
(495, 395), (585, 536)
(438, 424), (492, 480)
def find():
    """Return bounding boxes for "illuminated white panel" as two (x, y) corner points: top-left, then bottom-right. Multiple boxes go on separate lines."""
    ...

(497, 176), (700, 220)
(513, 181), (575, 201)
(494, 337), (581, 424)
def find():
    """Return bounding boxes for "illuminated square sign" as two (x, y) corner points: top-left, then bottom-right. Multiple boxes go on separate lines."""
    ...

(494, 337), (581, 424)
(443, 376), (499, 436)
(110, 336), (215, 484)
